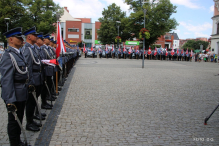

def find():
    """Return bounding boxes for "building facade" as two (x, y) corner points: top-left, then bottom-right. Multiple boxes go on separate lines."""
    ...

(55, 7), (101, 48)
(211, 0), (219, 54)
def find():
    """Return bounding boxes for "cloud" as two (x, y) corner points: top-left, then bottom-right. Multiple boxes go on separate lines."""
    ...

(179, 21), (212, 38)
(54, 0), (105, 21)
(170, 0), (201, 9)
(104, 0), (130, 13)
(210, 5), (214, 13)
(180, 21), (212, 32)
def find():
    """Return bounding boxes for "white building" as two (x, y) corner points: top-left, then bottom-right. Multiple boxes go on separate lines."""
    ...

(211, 0), (219, 54)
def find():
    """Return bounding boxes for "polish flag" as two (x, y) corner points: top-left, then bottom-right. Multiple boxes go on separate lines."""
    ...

(41, 59), (58, 67)
(128, 47), (132, 54)
(181, 49), (184, 55)
(177, 48), (179, 55)
(118, 45), (121, 52)
(83, 43), (86, 53)
(186, 48), (188, 55)
(154, 47), (157, 56)
(165, 48), (168, 56)
(105, 44), (108, 53)
(91, 44), (94, 51)
(112, 45), (114, 52)
(56, 22), (66, 58)
(171, 48), (174, 56)
(190, 50), (193, 57)
(148, 47), (151, 55)
(123, 45), (126, 52)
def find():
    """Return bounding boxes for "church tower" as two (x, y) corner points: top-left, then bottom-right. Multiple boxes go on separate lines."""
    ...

(211, 0), (219, 54)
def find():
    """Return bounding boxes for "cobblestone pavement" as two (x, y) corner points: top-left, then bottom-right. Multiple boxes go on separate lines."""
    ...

(1, 57), (219, 146)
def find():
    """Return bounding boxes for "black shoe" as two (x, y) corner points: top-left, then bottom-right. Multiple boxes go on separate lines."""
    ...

(18, 139), (25, 146)
(26, 123), (40, 131)
(45, 102), (53, 107)
(32, 120), (42, 127)
(41, 112), (47, 117)
(33, 114), (46, 120)
(58, 87), (62, 91)
(51, 95), (57, 99)
(52, 92), (59, 96)
(46, 97), (55, 101)
(41, 104), (53, 109)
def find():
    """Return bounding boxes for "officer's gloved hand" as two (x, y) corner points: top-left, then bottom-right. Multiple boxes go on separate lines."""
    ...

(28, 85), (35, 92)
(7, 103), (17, 113)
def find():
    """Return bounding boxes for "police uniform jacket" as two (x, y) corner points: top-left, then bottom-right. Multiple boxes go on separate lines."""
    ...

(0, 46), (29, 104)
(34, 44), (45, 82)
(21, 43), (42, 86)
(41, 45), (55, 76)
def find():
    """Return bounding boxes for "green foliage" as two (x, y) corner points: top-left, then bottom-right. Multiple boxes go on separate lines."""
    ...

(77, 41), (84, 47)
(124, 0), (178, 49)
(97, 3), (131, 45)
(151, 45), (161, 49)
(182, 40), (209, 51)
(0, 0), (63, 43)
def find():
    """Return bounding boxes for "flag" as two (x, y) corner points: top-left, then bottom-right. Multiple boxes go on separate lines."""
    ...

(112, 45), (114, 52)
(56, 22), (66, 58)
(91, 44), (94, 51)
(177, 48), (179, 55)
(190, 49), (193, 57)
(123, 45), (126, 53)
(148, 47), (151, 55)
(171, 47), (174, 56)
(186, 48), (188, 55)
(165, 48), (168, 56)
(105, 44), (108, 54)
(181, 49), (184, 55)
(128, 47), (132, 54)
(83, 43), (86, 53)
(154, 47), (157, 56)
(41, 59), (58, 67)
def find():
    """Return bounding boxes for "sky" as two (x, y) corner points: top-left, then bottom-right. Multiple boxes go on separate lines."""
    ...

(53, 0), (214, 40)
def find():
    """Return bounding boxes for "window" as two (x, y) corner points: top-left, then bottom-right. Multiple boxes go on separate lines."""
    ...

(68, 28), (79, 32)
(217, 23), (219, 34)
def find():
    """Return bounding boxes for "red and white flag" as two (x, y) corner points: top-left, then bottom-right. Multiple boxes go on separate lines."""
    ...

(186, 48), (188, 55)
(105, 44), (108, 52)
(165, 47), (168, 56)
(56, 22), (66, 58)
(177, 48), (179, 55)
(128, 47), (132, 54)
(123, 45), (126, 52)
(171, 47), (174, 56)
(154, 47), (157, 56)
(41, 59), (58, 67)
(148, 47), (151, 55)
(83, 43), (86, 53)
(190, 50), (193, 57)
(112, 45), (114, 52)
(91, 44), (94, 51)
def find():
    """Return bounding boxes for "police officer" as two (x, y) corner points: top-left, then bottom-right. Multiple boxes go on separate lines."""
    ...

(41, 34), (56, 102)
(34, 32), (52, 112)
(21, 27), (42, 132)
(0, 27), (29, 145)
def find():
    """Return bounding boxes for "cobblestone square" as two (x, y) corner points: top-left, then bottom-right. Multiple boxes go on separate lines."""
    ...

(1, 57), (219, 146)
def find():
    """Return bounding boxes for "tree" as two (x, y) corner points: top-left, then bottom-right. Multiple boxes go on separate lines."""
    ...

(124, 0), (178, 49)
(0, 0), (63, 47)
(182, 40), (209, 51)
(97, 3), (131, 45)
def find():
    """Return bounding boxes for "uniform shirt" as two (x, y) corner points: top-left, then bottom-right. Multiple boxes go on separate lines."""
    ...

(0, 46), (29, 104)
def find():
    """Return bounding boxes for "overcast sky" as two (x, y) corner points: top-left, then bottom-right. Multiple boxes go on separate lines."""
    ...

(53, 0), (214, 40)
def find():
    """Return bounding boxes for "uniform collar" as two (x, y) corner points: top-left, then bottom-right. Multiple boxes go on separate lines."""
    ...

(25, 42), (34, 49)
(10, 46), (20, 53)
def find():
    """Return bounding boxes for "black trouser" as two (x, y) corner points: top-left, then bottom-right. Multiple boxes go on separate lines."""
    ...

(41, 82), (48, 104)
(26, 85), (41, 122)
(7, 101), (26, 140)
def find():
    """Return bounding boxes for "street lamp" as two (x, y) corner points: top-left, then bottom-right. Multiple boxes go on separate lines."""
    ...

(116, 21), (121, 59)
(142, 0), (149, 69)
(4, 18), (10, 31)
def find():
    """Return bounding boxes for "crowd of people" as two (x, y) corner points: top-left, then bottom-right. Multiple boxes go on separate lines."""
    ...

(83, 46), (218, 63)
(0, 27), (79, 146)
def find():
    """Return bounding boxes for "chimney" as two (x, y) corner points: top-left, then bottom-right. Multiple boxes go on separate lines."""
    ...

(64, 7), (69, 13)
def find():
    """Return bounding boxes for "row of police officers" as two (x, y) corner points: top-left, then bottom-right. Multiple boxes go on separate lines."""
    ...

(0, 27), (79, 146)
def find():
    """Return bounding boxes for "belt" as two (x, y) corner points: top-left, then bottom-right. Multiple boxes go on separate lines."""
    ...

(33, 69), (41, 72)
(14, 79), (28, 84)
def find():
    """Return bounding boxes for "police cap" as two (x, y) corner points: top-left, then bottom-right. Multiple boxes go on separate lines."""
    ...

(23, 26), (38, 36)
(3, 27), (23, 38)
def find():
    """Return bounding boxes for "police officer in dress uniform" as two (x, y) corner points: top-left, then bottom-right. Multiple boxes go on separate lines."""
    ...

(21, 27), (42, 132)
(0, 27), (29, 145)
(41, 34), (57, 102)
(34, 33), (52, 117)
